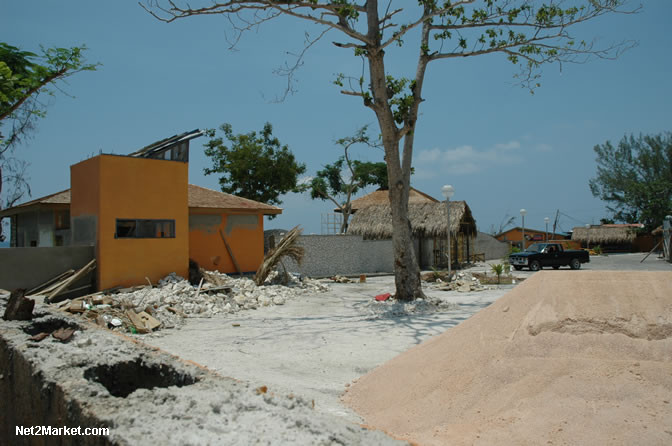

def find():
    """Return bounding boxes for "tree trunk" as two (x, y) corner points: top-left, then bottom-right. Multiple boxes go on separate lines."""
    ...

(387, 175), (424, 300)
(363, 0), (424, 300)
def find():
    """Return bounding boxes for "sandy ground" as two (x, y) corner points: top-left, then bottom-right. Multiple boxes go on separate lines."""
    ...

(343, 270), (672, 445)
(145, 275), (509, 421)
(143, 253), (672, 441)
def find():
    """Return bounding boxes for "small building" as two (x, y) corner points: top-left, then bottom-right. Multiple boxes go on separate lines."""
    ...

(495, 227), (569, 250)
(0, 130), (280, 290)
(571, 224), (650, 252)
(347, 200), (477, 269)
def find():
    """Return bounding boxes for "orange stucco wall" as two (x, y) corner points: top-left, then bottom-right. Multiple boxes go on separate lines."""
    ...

(71, 155), (188, 289)
(189, 210), (264, 274)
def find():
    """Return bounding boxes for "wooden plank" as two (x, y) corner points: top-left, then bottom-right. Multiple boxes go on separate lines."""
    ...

(27, 269), (75, 295)
(125, 310), (149, 334)
(137, 311), (161, 331)
(47, 259), (96, 303)
(32, 271), (75, 296)
(219, 229), (243, 276)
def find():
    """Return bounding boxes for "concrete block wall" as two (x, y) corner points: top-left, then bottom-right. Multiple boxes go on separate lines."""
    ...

(282, 235), (394, 277)
(473, 232), (511, 261)
(0, 246), (95, 292)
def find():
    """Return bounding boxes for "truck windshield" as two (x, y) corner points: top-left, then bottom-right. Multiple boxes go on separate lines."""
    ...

(525, 243), (545, 252)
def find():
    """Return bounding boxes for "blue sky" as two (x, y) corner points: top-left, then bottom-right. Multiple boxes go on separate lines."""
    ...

(3, 1), (671, 238)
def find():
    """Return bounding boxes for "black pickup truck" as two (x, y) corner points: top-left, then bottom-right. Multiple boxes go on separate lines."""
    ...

(509, 243), (590, 271)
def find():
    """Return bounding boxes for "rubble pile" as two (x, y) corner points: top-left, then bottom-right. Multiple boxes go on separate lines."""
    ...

(428, 271), (488, 292)
(55, 270), (329, 334)
(363, 295), (459, 319)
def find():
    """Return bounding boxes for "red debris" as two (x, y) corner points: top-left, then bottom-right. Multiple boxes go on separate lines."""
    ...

(375, 293), (392, 302)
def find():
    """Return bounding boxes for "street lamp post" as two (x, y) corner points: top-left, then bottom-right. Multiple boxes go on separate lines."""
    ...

(585, 223), (591, 251)
(442, 185), (455, 278)
(520, 209), (527, 250)
(544, 217), (550, 242)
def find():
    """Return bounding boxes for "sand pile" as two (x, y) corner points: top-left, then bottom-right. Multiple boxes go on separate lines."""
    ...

(343, 271), (672, 445)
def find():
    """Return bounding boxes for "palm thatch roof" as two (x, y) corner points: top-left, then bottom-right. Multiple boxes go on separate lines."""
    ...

(347, 201), (476, 240)
(336, 187), (438, 213)
(571, 225), (641, 243)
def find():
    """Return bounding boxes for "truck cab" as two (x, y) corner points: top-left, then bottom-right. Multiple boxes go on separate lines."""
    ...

(509, 243), (589, 271)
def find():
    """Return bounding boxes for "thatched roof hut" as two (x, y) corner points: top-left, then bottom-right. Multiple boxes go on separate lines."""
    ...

(336, 187), (438, 213)
(348, 201), (476, 240)
(571, 224), (642, 244)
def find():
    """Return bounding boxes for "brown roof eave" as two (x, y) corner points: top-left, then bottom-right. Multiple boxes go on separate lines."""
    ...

(0, 202), (69, 218)
(188, 206), (282, 215)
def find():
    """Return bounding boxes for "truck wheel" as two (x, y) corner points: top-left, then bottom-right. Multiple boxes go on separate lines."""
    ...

(514, 266), (523, 271)
(529, 260), (541, 271)
(570, 258), (581, 270)
(552, 266), (560, 270)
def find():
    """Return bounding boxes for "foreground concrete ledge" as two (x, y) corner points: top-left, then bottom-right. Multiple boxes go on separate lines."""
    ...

(0, 299), (405, 445)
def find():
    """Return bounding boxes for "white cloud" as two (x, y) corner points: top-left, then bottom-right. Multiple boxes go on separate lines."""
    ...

(416, 140), (524, 175)
(535, 143), (553, 152)
(417, 148), (442, 162)
(493, 140), (521, 151)
(411, 168), (438, 180)
(297, 175), (313, 185)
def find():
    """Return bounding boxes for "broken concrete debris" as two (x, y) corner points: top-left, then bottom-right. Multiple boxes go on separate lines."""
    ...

(424, 271), (488, 292)
(41, 269), (328, 334)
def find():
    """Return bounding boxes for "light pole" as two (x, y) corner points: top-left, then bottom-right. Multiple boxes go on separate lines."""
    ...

(544, 217), (550, 242)
(442, 185), (455, 278)
(585, 223), (591, 251)
(520, 209), (527, 250)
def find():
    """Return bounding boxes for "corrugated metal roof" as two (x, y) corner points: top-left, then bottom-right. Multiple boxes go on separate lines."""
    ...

(128, 129), (204, 157)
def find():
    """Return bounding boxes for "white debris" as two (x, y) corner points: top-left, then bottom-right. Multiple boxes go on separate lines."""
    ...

(109, 270), (329, 332)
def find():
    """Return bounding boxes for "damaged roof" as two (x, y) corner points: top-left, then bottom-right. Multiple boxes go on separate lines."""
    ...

(0, 185), (281, 217)
(128, 129), (205, 157)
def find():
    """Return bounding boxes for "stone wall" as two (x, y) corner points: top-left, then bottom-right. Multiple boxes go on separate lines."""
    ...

(282, 235), (394, 277)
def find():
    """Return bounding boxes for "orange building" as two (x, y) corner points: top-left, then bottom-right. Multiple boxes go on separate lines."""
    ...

(70, 154), (190, 289)
(187, 185), (280, 274)
(495, 227), (569, 250)
(0, 130), (281, 290)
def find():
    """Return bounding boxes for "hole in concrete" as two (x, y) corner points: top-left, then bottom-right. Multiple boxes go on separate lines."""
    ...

(23, 318), (82, 336)
(84, 359), (199, 398)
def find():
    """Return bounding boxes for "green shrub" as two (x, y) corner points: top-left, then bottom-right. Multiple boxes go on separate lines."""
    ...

(491, 263), (504, 284)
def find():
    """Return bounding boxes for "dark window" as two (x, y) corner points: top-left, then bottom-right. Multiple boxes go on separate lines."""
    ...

(115, 219), (175, 238)
(55, 210), (70, 230)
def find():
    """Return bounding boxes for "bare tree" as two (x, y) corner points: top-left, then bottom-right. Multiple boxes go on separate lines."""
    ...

(142, 0), (637, 300)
